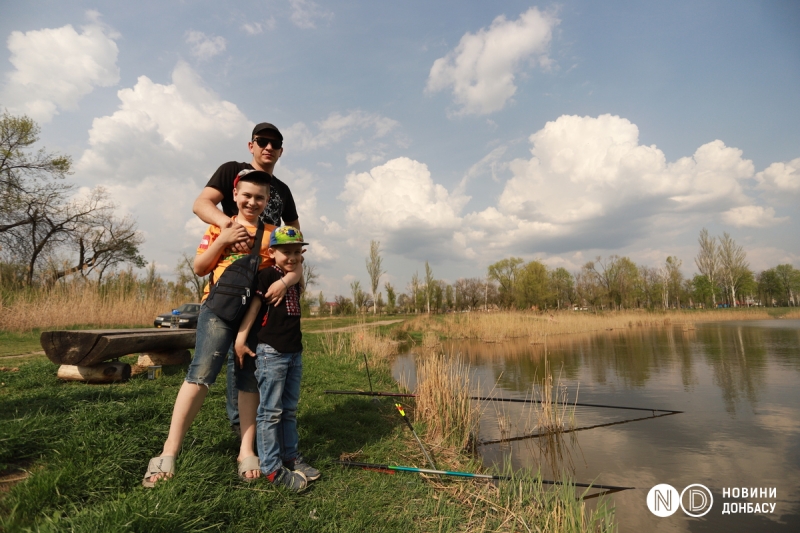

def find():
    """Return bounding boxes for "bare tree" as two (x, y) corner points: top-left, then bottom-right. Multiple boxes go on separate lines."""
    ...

(1, 111), (72, 232)
(303, 261), (318, 291)
(718, 232), (749, 307)
(694, 228), (720, 307)
(365, 240), (384, 315)
(423, 261), (434, 313)
(176, 252), (205, 301)
(409, 271), (420, 313)
(1, 112), (143, 285)
(350, 280), (366, 312)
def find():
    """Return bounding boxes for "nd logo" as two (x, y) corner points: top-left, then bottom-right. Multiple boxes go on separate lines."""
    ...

(647, 483), (713, 518)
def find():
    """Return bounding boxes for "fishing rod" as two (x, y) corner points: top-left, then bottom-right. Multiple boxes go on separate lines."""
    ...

(363, 352), (374, 393)
(325, 390), (415, 398)
(325, 389), (682, 415)
(336, 460), (634, 499)
(395, 403), (437, 471)
(478, 410), (682, 446)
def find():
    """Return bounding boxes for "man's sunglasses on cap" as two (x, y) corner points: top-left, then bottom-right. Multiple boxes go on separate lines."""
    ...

(253, 137), (283, 149)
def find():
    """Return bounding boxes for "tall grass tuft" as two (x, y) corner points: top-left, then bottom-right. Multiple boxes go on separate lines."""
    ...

(434, 461), (616, 533)
(414, 350), (480, 451)
(533, 357), (576, 435)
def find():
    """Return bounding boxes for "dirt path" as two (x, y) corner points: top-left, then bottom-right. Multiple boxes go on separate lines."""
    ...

(307, 319), (406, 333)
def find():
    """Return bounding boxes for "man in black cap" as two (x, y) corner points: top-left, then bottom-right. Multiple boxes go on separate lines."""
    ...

(194, 122), (300, 234)
(192, 122), (301, 436)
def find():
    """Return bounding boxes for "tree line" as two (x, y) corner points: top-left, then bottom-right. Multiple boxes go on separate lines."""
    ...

(322, 231), (799, 316)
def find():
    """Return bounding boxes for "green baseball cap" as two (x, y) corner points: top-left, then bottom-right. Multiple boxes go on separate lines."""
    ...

(269, 226), (309, 247)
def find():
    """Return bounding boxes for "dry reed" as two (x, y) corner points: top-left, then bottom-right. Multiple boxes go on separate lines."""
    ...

(415, 349), (481, 450)
(402, 307), (784, 344)
(532, 358), (576, 435)
(0, 283), (175, 332)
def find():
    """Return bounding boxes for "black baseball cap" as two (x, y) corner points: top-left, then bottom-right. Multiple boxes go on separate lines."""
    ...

(252, 122), (283, 140)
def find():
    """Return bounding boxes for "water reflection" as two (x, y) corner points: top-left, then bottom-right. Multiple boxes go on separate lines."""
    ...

(392, 319), (800, 532)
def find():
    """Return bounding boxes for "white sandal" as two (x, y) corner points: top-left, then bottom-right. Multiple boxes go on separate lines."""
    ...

(142, 456), (175, 488)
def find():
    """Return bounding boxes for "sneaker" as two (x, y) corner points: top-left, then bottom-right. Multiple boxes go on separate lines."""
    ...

(268, 466), (307, 492)
(286, 456), (320, 481)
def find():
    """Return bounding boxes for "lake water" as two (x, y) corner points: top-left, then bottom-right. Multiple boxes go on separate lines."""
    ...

(392, 319), (800, 532)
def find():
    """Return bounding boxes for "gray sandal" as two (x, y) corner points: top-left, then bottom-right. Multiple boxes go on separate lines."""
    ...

(142, 456), (175, 488)
(238, 456), (261, 482)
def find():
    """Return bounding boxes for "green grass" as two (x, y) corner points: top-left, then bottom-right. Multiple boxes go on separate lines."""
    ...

(0, 333), (468, 532)
(0, 327), (614, 532)
(0, 331), (44, 357)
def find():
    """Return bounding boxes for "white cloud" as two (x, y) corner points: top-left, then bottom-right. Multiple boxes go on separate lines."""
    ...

(337, 114), (785, 263)
(481, 114), (756, 252)
(75, 62), (255, 259)
(242, 18), (276, 35)
(284, 110), (399, 151)
(185, 31), (226, 60)
(756, 158), (800, 194)
(721, 206), (787, 228)
(289, 0), (333, 29)
(426, 7), (558, 115)
(339, 157), (469, 257)
(1, 12), (119, 122)
(346, 152), (368, 165)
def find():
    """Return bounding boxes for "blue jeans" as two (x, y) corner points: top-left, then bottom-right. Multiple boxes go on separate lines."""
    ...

(255, 344), (302, 476)
(185, 304), (258, 393)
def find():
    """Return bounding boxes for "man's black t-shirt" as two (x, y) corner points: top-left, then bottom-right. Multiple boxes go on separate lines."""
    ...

(206, 161), (298, 227)
(255, 265), (302, 353)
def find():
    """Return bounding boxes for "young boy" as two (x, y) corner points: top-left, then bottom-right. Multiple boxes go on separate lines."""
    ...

(235, 226), (319, 492)
(143, 169), (301, 487)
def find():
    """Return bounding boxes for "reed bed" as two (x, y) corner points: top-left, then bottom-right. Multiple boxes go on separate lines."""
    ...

(0, 284), (175, 332)
(401, 307), (784, 343)
(414, 349), (481, 451)
(317, 324), (400, 375)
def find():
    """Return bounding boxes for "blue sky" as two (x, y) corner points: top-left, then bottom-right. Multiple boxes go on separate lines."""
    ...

(2, 1), (798, 298)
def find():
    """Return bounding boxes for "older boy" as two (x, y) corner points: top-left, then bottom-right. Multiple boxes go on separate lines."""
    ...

(193, 122), (300, 437)
(143, 170), (300, 487)
(235, 226), (318, 492)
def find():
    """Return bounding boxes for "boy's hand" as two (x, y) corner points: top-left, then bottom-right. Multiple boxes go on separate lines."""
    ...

(234, 342), (256, 368)
(222, 219), (252, 253)
(264, 278), (288, 306)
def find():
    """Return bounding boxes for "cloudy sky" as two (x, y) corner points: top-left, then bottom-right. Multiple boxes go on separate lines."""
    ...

(2, 0), (798, 298)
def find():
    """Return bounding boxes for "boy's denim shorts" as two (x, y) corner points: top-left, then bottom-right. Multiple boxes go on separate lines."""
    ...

(184, 303), (258, 393)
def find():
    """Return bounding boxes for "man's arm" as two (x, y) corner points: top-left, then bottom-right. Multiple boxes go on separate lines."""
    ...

(193, 187), (232, 228)
(194, 187), (252, 252)
(285, 219), (300, 230)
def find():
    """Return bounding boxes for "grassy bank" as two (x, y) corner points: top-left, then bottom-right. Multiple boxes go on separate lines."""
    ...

(0, 321), (613, 532)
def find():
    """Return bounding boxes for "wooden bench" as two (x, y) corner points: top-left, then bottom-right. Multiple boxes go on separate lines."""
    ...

(41, 329), (196, 383)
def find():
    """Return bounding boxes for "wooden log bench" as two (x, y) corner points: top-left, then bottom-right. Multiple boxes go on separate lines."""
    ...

(41, 329), (196, 383)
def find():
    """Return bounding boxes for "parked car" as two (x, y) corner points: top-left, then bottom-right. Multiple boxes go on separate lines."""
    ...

(154, 303), (201, 329)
